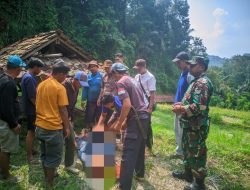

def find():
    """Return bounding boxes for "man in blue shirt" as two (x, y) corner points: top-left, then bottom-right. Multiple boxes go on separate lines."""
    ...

(172, 52), (193, 158)
(82, 60), (103, 129)
(21, 57), (44, 163)
(97, 94), (122, 128)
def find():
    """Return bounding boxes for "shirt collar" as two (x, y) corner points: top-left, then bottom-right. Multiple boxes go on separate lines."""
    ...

(192, 72), (206, 82)
(140, 70), (148, 77)
(181, 69), (189, 76)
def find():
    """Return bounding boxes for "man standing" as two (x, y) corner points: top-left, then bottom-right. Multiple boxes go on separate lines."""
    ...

(114, 53), (124, 64)
(97, 60), (116, 122)
(35, 59), (70, 187)
(0, 55), (26, 182)
(62, 71), (88, 174)
(172, 52), (193, 158)
(82, 60), (103, 129)
(111, 63), (150, 190)
(98, 60), (115, 98)
(21, 57), (44, 163)
(134, 59), (156, 154)
(172, 56), (213, 190)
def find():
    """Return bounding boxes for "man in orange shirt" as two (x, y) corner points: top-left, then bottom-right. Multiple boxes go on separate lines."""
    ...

(35, 59), (70, 187)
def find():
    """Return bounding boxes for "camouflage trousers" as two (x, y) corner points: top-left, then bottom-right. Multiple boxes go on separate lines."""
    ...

(182, 125), (209, 178)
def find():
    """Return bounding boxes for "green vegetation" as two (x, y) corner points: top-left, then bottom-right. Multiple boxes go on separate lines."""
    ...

(208, 54), (250, 111)
(0, 0), (203, 94)
(1, 105), (249, 190)
(152, 105), (250, 190)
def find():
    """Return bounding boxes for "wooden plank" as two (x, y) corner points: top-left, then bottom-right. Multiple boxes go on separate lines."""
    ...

(58, 39), (91, 61)
(22, 38), (57, 60)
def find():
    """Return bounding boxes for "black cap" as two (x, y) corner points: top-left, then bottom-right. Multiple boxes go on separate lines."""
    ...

(52, 59), (70, 74)
(188, 56), (209, 69)
(172, 52), (189, 62)
(27, 57), (44, 68)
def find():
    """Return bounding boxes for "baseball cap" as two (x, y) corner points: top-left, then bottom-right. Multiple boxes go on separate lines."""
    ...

(52, 59), (70, 73)
(133, 59), (146, 69)
(172, 52), (189, 62)
(7, 55), (26, 68)
(188, 56), (209, 68)
(111, 63), (129, 72)
(74, 71), (89, 87)
(88, 61), (99, 69)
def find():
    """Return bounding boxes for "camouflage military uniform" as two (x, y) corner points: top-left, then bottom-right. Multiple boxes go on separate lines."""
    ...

(180, 73), (213, 179)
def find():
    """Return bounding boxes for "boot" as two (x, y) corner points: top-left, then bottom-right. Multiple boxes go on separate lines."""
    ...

(184, 178), (206, 190)
(172, 167), (193, 182)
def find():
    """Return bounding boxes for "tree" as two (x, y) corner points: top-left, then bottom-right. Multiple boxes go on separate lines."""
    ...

(188, 37), (207, 57)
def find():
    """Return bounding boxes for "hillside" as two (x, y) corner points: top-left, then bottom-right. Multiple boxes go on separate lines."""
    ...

(208, 55), (226, 67)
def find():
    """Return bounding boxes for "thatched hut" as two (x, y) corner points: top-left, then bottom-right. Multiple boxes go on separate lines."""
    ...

(0, 30), (93, 82)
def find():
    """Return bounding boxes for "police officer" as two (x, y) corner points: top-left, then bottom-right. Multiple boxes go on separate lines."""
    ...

(172, 56), (213, 190)
(111, 63), (150, 190)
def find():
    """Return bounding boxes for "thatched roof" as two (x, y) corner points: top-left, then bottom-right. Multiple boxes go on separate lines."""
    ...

(0, 30), (93, 69)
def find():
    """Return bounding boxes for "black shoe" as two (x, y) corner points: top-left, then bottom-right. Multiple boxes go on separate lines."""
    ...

(184, 178), (206, 190)
(172, 168), (193, 183)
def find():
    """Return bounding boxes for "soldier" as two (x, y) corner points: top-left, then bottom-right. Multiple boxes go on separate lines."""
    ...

(172, 56), (213, 190)
(111, 63), (150, 190)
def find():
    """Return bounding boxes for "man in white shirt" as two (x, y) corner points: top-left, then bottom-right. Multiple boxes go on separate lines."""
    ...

(134, 59), (156, 154)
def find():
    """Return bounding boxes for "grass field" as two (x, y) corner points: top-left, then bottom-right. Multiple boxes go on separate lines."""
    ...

(0, 104), (249, 190)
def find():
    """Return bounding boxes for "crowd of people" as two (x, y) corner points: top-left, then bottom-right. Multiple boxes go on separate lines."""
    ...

(0, 51), (213, 190)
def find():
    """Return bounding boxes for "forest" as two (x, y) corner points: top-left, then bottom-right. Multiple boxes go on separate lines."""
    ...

(0, 0), (249, 110)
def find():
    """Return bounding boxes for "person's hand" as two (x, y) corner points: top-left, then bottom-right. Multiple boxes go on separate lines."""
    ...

(64, 127), (70, 138)
(147, 107), (153, 114)
(174, 102), (183, 106)
(172, 104), (185, 115)
(13, 124), (21, 134)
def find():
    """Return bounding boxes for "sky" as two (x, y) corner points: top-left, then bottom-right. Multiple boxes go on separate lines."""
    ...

(188, 0), (250, 58)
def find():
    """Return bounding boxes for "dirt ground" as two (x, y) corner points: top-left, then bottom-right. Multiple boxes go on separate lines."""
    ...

(109, 140), (217, 190)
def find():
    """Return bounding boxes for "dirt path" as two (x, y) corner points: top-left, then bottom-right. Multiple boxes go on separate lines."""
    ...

(113, 141), (217, 190)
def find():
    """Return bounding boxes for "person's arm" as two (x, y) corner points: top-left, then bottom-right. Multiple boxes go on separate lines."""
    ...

(113, 97), (131, 131)
(148, 91), (155, 113)
(25, 77), (37, 106)
(59, 106), (70, 138)
(147, 76), (156, 113)
(97, 88), (104, 106)
(173, 82), (209, 117)
(98, 76), (105, 105)
(97, 112), (107, 126)
(58, 87), (70, 138)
